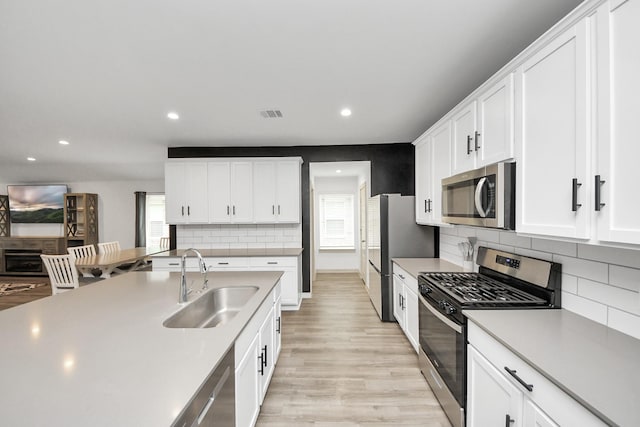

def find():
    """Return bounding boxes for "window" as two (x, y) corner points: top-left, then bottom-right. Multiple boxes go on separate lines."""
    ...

(145, 194), (169, 247)
(319, 194), (355, 249)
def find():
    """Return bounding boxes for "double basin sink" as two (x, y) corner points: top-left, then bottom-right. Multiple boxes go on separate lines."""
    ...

(163, 286), (259, 328)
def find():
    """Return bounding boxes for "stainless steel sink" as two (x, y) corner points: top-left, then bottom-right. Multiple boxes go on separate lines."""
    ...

(163, 286), (259, 328)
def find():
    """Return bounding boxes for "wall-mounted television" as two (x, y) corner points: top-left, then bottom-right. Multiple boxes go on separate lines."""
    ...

(7, 185), (67, 224)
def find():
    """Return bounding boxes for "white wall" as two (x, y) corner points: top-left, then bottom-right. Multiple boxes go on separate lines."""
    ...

(1, 180), (164, 248)
(313, 176), (360, 272)
(440, 226), (640, 340)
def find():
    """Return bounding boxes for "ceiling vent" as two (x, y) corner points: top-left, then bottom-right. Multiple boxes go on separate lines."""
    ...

(260, 110), (283, 118)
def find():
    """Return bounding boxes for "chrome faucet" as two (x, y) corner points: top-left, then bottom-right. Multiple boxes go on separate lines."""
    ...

(179, 248), (208, 303)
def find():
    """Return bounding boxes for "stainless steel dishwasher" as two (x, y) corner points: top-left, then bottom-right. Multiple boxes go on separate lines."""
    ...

(172, 345), (235, 427)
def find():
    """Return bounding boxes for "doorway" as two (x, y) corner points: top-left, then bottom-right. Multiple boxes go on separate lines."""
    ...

(309, 161), (370, 291)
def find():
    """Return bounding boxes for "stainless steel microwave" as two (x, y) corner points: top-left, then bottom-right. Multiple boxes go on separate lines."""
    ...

(441, 162), (515, 229)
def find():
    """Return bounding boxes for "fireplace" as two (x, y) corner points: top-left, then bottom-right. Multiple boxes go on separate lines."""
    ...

(4, 249), (44, 273)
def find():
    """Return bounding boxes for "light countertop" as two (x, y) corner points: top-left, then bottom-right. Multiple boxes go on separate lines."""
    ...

(153, 248), (303, 258)
(0, 270), (282, 426)
(465, 309), (640, 427)
(391, 257), (465, 279)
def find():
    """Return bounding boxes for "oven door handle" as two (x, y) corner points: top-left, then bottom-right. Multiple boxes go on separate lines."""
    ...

(474, 177), (488, 218)
(420, 295), (462, 333)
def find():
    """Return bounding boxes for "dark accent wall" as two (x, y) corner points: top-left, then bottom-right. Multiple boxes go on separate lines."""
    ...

(168, 143), (416, 293)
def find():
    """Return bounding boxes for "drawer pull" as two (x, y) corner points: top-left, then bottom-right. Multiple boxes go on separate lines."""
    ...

(505, 414), (515, 426)
(504, 367), (533, 392)
(267, 261), (278, 265)
(218, 262), (229, 265)
(168, 262), (180, 266)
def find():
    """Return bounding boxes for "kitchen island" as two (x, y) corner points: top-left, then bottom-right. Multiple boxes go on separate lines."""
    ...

(0, 270), (282, 426)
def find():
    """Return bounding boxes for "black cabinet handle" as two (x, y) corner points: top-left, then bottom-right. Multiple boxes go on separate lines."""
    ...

(181, 206), (184, 216)
(505, 414), (515, 426)
(217, 262), (229, 265)
(278, 205), (281, 215)
(187, 206), (190, 216)
(504, 367), (533, 392)
(424, 200), (428, 213)
(267, 261), (278, 265)
(474, 131), (481, 151)
(232, 206), (236, 215)
(226, 205), (230, 215)
(427, 199), (432, 213)
(276, 317), (281, 333)
(595, 175), (606, 211)
(263, 345), (268, 367)
(272, 205), (275, 214)
(571, 178), (582, 212)
(466, 135), (473, 155)
(258, 353), (264, 375)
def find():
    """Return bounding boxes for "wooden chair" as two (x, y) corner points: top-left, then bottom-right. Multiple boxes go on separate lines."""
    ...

(98, 241), (121, 254)
(67, 244), (97, 277)
(41, 254), (80, 295)
(159, 237), (170, 249)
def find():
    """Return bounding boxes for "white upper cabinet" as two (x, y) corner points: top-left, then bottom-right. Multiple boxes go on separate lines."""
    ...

(515, 19), (590, 239)
(415, 120), (451, 226)
(593, 0), (640, 245)
(253, 160), (301, 223)
(165, 161), (209, 224)
(207, 161), (253, 223)
(451, 74), (515, 175)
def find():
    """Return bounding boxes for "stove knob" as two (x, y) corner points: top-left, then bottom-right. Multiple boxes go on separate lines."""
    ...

(419, 284), (432, 294)
(446, 306), (457, 315)
(438, 300), (446, 309)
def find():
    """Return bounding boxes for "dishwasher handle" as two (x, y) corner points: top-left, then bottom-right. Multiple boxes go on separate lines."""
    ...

(193, 366), (231, 426)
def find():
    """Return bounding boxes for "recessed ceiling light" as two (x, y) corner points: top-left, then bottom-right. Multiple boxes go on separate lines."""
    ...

(27, 157), (36, 161)
(167, 112), (180, 120)
(336, 169), (342, 173)
(340, 108), (352, 117)
(59, 140), (70, 145)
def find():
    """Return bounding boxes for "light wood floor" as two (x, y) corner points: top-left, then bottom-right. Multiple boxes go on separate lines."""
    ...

(0, 276), (52, 311)
(256, 272), (451, 426)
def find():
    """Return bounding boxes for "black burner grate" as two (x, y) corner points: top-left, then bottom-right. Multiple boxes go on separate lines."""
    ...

(421, 272), (546, 306)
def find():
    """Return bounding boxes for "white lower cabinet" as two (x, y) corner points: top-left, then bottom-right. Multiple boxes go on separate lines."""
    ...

(392, 263), (419, 353)
(235, 281), (281, 427)
(467, 321), (605, 427)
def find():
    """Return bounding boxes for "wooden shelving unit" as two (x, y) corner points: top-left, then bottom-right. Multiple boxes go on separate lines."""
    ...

(64, 193), (98, 249)
(0, 195), (9, 237)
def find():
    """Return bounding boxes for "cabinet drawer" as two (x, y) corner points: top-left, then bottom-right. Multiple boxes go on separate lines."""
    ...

(206, 257), (249, 269)
(392, 264), (418, 293)
(468, 321), (606, 426)
(151, 257), (196, 271)
(249, 257), (297, 268)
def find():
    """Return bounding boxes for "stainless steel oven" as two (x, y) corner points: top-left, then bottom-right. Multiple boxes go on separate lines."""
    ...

(417, 247), (561, 427)
(418, 294), (465, 427)
(441, 162), (515, 229)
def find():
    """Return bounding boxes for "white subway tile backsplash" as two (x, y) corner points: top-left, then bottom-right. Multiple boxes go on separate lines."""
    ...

(475, 228), (500, 243)
(578, 244), (640, 269)
(500, 232), (532, 248)
(218, 236), (239, 243)
(561, 292), (608, 325)
(578, 278), (640, 315)
(552, 255), (608, 283)
(609, 265), (640, 293)
(607, 307), (640, 340)
(440, 226), (458, 236)
(561, 274), (578, 294)
(457, 226), (478, 238)
(531, 238), (577, 257)
(256, 236), (276, 243)
(238, 236), (257, 243)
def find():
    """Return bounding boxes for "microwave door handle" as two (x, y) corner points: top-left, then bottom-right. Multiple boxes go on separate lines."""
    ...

(475, 177), (488, 218)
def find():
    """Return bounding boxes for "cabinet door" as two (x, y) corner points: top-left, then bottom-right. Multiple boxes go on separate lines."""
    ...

(516, 20), (590, 239)
(404, 286), (419, 353)
(451, 102), (477, 174)
(477, 74), (514, 167)
(523, 400), (560, 427)
(467, 345), (523, 427)
(274, 297), (282, 360)
(415, 138), (432, 224)
(392, 274), (404, 328)
(253, 161), (277, 223)
(184, 162), (208, 223)
(208, 162), (232, 223)
(431, 121), (452, 224)
(275, 160), (301, 223)
(258, 306), (275, 404)
(235, 334), (260, 427)
(165, 162), (187, 224)
(278, 268), (299, 307)
(231, 162), (253, 223)
(595, 0), (640, 244)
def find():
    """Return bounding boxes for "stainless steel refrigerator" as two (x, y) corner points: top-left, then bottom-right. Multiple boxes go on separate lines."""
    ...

(367, 194), (438, 321)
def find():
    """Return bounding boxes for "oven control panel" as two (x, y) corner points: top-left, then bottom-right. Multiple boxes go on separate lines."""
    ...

(496, 254), (520, 269)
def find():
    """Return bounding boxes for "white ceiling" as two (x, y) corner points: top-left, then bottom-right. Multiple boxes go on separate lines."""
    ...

(0, 0), (583, 184)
